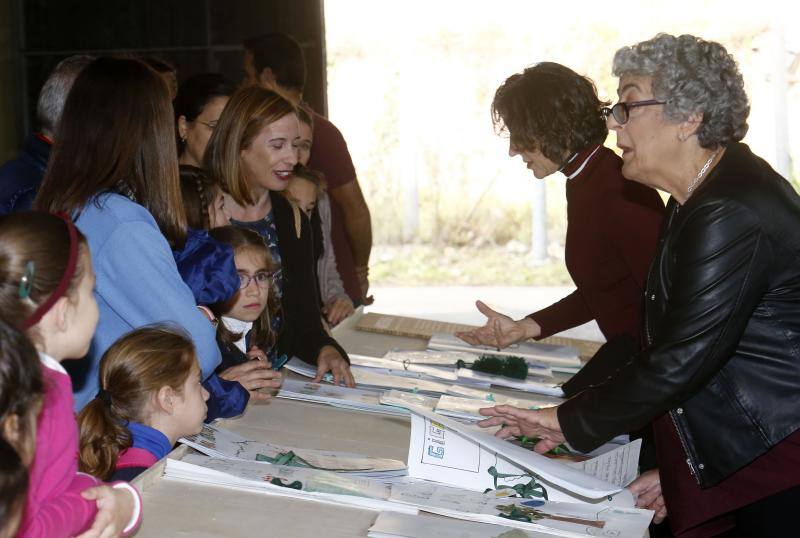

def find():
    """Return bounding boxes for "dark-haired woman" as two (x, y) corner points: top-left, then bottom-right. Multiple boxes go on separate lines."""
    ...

(175, 73), (233, 167)
(34, 58), (246, 418)
(458, 62), (665, 396)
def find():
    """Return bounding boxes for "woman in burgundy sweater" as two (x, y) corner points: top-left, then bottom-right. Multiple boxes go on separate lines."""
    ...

(459, 62), (665, 395)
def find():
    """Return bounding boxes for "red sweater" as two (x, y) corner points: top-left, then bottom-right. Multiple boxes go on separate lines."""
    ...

(529, 145), (665, 343)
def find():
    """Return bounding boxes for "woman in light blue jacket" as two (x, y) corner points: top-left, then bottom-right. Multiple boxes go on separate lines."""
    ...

(34, 58), (251, 415)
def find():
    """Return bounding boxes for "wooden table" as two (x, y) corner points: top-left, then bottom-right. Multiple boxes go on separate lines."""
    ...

(132, 309), (581, 536)
(133, 309), (417, 537)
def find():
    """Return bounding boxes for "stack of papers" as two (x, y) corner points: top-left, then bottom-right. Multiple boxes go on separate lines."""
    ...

(434, 394), (562, 422)
(164, 454), (417, 514)
(379, 390), (438, 411)
(405, 406), (641, 506)
(277, 377), (408, 417)
(389, 481), (653, 537)
(368, 511), (554, 538)
(180, 423), (407, 478)
(380, 350), (553, 379)
(428, 333), (581, 369)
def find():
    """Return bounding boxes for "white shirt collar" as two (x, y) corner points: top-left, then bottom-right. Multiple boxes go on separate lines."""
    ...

(38, 351), (67, 375)
(564, 145), (602, 180)
(221, 317), (253, 354)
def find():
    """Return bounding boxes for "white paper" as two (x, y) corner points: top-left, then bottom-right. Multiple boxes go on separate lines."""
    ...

(406, 406), (636, 503)
(379, 390), (439, 411)
(564, 439), (641, 488)
(448, 380), (565, 399)
(277, 378), (408, 416)
(435, 395), (561, 422)
(389, 481), (652, 538)
(368, 511), (554, 538)
(180, 423), (407, 476)
(165, 454), (417, 514)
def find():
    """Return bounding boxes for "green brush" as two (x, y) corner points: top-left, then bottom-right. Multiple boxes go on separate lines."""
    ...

(456, 354), (529, 380)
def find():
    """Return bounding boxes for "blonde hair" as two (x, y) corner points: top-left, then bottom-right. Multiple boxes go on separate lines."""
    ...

(77, 326), (197, 480)
(204, 85), (297, 206)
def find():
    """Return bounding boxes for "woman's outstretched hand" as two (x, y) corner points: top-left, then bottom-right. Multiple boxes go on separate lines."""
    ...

(456, 300), (541, 349)
(477, 405), (565, 454)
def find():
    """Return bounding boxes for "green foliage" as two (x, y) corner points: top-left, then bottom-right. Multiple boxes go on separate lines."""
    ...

(370, 245), (572, 286)
(471, 355), (529, 380)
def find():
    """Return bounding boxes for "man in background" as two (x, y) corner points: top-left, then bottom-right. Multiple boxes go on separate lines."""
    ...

(243, 33), (373, 306)
(0, 55), (93, 215)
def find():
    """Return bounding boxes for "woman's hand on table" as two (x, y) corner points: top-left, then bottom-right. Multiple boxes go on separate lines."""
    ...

(219, 356), (283, 401)
(315, 345), (356, 388)
(456, 300), (541, 349)
(477, 405), (565, 453)
(628, 469), (667, 523)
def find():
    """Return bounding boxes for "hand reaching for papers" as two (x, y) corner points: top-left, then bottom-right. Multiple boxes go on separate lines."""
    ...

(628, 469), (667, 524)
(219, 355), (283, 401)
(456, 301), (541, 349)
(477, 405), (566, 454)
(315, 345), (356, 388)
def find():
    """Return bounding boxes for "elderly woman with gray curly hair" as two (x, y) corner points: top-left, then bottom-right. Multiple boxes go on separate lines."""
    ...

(479, 33), (800, 536)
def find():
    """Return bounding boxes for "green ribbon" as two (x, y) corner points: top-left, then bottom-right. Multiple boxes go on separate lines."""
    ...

(483, 466), (548, 500)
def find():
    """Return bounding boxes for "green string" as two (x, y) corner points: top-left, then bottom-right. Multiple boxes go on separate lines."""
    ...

(483, 466), (548, 500)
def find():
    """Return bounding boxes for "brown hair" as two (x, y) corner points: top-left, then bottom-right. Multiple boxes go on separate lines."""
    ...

(0, 212), (87, 341)
(0, 317), (44, 460)
(179, 164), (220, 230)
(34, 57), (187, 247)
(204, 85), (297, 207)
(207, 226), (280, 351)
(77, 326), (197, 480)
(296, 105), (314, 132)
(290, 165), (326, 194)
(491, 62), (609, 165)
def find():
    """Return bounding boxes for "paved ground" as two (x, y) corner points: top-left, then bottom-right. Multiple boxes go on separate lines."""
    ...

(366, 286), (604, 342)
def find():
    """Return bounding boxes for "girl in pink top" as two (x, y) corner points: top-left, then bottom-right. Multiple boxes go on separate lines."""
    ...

(0, 212), (140, 538)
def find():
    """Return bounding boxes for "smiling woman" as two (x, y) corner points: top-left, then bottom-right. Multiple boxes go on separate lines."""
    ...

(204, 86), (355, 387)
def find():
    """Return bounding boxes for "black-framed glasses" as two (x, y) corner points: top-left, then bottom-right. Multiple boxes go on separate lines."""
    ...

(602, 99), (665, 125)
(238, 271), (275, 290)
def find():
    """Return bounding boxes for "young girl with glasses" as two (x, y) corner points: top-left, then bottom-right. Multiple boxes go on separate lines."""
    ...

(208, 225), (283, 401)
(78, 327), (209, 482)
(0, 212), (140, 538)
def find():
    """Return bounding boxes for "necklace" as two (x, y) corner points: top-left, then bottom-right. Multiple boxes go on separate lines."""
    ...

(686, 148), (721, 195)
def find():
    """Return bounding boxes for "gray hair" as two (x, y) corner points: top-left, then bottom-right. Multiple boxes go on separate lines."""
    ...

(36, 55), (95, 137)
(612, 34), (749, 148)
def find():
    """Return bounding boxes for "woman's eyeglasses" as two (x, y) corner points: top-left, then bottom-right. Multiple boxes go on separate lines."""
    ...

(238, 271), (276, 290)
(602, 99), (664, 125)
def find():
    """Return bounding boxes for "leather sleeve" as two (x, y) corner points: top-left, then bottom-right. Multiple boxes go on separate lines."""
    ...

(559, 200), (771, 452)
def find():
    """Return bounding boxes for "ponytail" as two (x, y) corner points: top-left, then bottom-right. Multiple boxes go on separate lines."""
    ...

(77, 326), (197, 480)
(77, 396), (133, 480)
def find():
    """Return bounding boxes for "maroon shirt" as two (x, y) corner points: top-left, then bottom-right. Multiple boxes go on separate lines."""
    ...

(307, 111), (363, 303)
(654, 414), (800, 536)
(529, 145), (665, 343)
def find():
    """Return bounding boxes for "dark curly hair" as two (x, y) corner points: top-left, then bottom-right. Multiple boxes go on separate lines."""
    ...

(491, 62), (609, 165)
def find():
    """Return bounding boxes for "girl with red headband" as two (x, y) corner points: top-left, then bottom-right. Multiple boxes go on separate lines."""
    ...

(0, 212), (140, 538)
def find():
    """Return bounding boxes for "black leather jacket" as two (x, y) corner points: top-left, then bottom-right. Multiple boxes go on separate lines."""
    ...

(558, 142), (800, 488)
